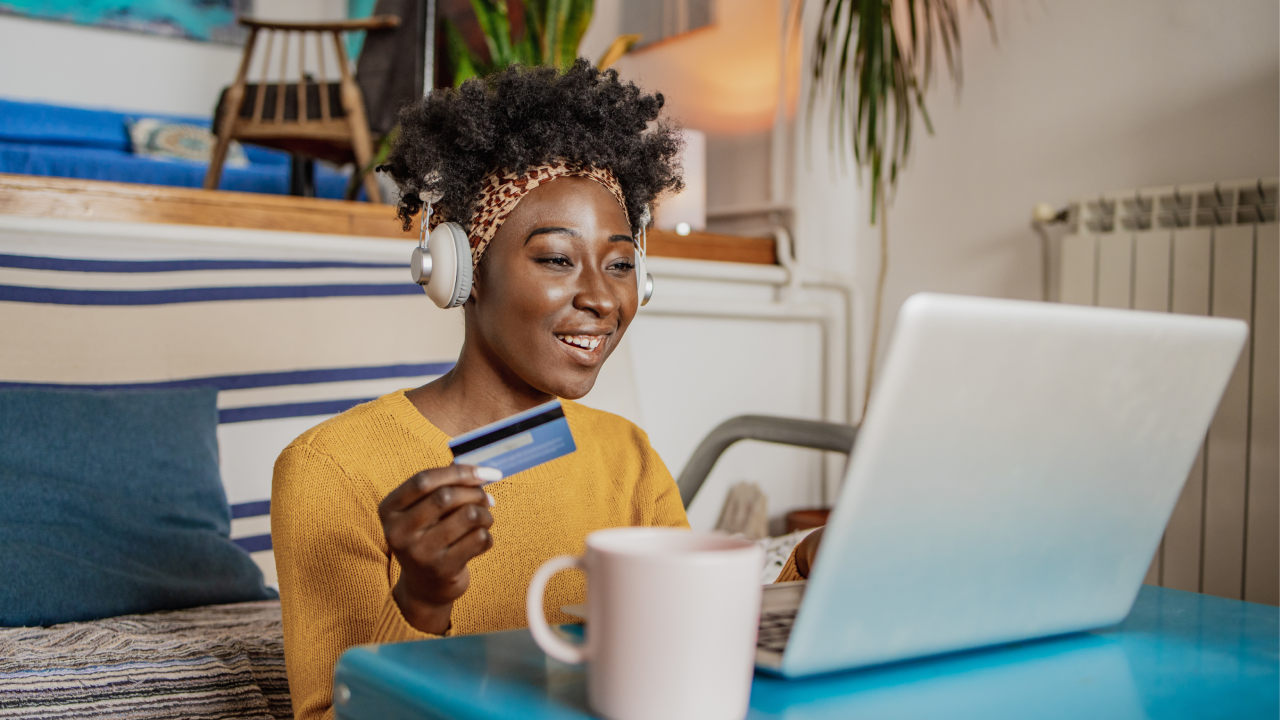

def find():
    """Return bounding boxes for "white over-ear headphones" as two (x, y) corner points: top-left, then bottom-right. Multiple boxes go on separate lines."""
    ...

(410, 195), (654, 309)
(410, 198), (473, 309)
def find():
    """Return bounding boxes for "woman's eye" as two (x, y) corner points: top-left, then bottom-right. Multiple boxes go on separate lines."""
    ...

(537, 256), (572, 267)
(610, 260), (636, 272)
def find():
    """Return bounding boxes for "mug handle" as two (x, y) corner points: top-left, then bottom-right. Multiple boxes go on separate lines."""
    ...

(526, 554), (587, 664)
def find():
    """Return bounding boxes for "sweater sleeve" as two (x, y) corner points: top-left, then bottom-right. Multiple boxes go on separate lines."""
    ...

(272, 443), (438, 720)
(634, 426), (690, 529)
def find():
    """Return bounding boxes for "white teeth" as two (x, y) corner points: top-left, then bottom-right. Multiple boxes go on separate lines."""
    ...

(556, 334), (604, 350)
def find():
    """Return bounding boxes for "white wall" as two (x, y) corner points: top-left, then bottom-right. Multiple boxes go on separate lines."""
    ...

(790, 0), (863, 409)
(0, 0), (344, 117)
(577, 0), (622, 67)
(815, 0), (1280, 379)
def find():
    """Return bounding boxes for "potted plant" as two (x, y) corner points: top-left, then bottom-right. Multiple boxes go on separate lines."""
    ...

(809, 0), (994, 410)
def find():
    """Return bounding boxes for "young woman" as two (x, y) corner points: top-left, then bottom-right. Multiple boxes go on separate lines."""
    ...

(271, 62), (690, 720)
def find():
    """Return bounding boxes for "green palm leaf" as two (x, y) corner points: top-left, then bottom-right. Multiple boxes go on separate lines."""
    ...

(810, 0), (993, 221)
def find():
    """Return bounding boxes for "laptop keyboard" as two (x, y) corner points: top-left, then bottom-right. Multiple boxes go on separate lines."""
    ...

(757, 608), (798, 653)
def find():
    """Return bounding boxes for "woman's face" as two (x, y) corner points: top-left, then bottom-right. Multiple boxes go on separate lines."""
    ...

(466, 176), (638, 400)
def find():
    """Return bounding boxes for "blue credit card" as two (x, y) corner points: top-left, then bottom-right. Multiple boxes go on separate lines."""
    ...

(448, 399), (576, 481)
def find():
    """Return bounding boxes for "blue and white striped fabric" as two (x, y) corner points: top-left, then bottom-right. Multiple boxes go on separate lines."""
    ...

(0, 217), (466, 586)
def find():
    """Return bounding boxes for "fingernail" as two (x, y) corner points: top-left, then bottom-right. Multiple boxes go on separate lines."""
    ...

(485, 492), (496, 507)
(475, 467), (503, 483)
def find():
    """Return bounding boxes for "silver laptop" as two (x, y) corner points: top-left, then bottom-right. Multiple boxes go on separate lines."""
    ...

(757, 292), (1247, 677)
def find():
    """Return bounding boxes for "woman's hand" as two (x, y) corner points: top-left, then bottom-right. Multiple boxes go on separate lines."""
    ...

(794, 526), (824, 579)
(378, 465), (500, 634)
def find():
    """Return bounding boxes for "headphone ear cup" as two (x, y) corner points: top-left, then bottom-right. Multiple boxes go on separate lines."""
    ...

(636, 250), (652, 307)
(424, 222), (472, 309)
(446, 223), (473, 309)
(410, 245), (432, 285)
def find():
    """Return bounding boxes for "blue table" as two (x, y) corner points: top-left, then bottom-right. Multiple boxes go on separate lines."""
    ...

(334, 586), (1278, 720)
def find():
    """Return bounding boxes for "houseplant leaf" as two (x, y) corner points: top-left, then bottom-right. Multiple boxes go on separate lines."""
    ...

(596, 33), (641, 69)
(523, 0), (548, 61)
(558, 0), (594, 68)
(445, 17), (484, 87)
(469, 0), (516, 67)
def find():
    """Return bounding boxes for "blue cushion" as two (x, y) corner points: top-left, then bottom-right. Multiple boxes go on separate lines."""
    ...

(0, 98), (134, 151)
(0, 96), (357, 198)
(0, 98), (223, 149)
(0, 97), (293, 165)
(0, 140), (354, 198)
(0, 387), (277, 627)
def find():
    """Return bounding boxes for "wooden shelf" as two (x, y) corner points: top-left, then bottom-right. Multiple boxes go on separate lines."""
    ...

(0, 174), (776, 265)
(0, 174), (412, 239)
(646, 228), (776, 265)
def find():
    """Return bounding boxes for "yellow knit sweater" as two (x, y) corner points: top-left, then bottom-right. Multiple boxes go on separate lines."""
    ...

(271, 390), (689, 720)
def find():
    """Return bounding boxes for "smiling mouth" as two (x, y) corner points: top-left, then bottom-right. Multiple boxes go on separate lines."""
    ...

(555, 334), (606, 351)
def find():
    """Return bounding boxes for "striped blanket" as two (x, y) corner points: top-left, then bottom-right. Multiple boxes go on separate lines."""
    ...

(0, 215), (640, 588)
(0, 601), (288, 719)
(0, 216), (467, 586)
(0, 218), (452, 717)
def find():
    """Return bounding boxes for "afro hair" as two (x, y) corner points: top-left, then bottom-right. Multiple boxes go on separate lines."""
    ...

(380, 59), (684, 237)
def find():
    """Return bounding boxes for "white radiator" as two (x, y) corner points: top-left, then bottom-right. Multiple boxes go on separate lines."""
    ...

(1057, 179), (1278, 605)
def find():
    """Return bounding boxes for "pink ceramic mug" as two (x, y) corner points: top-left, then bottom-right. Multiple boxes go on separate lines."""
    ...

(526, 527), (763, 720)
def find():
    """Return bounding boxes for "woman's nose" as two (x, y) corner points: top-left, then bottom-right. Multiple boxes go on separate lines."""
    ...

(572, 265), (620, 317)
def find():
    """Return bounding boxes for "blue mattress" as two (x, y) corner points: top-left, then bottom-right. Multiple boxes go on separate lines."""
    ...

(0, 98), (356, 200)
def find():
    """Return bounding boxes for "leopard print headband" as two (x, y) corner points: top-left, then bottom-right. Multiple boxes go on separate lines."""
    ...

(426, 162), (630, 271)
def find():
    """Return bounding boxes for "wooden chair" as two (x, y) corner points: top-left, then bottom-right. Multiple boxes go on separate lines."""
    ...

(204, 16), (401, 203)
